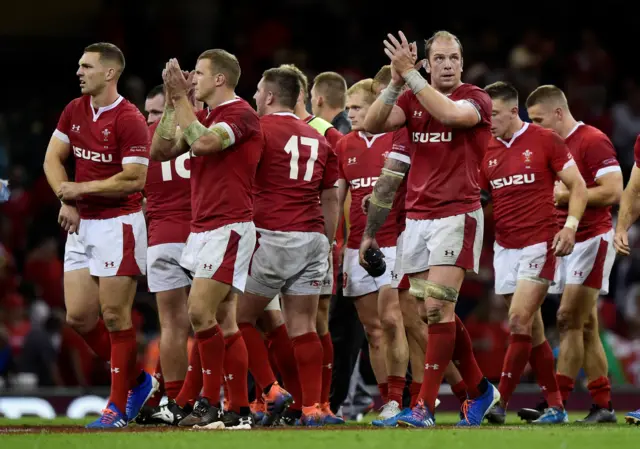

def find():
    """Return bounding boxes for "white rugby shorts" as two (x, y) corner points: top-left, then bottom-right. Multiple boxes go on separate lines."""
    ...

(493, 241), (556, 295)
(180, 221), (256, 292)
(147, 243), (191, 293)
(343, 247), (395, 298)
(64, 211), (147, 277)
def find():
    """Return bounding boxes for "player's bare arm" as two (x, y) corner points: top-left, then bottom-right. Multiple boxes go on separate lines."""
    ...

(321, 187), (340, 245)
(554, 171), (623, 208)
(58, 163), (147, 200)
(151, 107), (189, 161)
(614, 165), (640, 255)
(359, 157), (409, 266)
(44, 134), (81, 233)
(553, 164), (588, 256)
(384, 31), (479, 128)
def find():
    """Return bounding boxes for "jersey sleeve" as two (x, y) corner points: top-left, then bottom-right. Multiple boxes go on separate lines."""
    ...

(583, 133), (621, 181)
(458, 87), (492, 126)
(325, 127), (343, 148)
(388, 128), (412, 165)
(548, 132), (575, 173)
(322, 141), (340, 189)
(634, 135), (640, 168)
(217, 105), (261, 148)
(53, 101), (75, 143)
(118, 113), (151, 166)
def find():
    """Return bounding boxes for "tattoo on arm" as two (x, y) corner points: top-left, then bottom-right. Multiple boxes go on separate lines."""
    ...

(363, 158), (409, 238)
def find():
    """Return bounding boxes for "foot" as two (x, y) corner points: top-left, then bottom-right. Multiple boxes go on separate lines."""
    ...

(320, 402), (345, 425)
(625, 409), (640, 425)
(532, 406), (569, 424)
(456, 381), (500, 426)
(397, 400), (436, 428)
(219, 410), (254, 430)
(372, 400), (402, 426)
(576, 404), (617, 424)
(300, 404), (324, 427)
(273, 408), (302, 426)
(261, 382), (293, 426)
(250, 400), (266, 424)
(86, 403), (127, 429)
(373, 407), (412, 427)
(485, 404), (506, 424)
(125, 371), (160, 422)
(517, 400), (547, 423)
(140, 400), (191, 426)
(178, 398), (223, 428)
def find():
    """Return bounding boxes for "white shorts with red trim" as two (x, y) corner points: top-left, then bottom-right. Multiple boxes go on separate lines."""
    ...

(320, 244), (339, 296)
(343, 247), (395, 298)
(147, 243), (191, 293)
(493, 241), (556, 296)
(245, 229), (330, 298)
(180, 221), (256, 292)
(390, 232), (410, 290)
(401, 208), (484, 275)
(64, 211), (147, 277)
(549, 229), (615, 295)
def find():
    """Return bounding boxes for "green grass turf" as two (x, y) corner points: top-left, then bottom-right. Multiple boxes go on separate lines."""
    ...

(1, 412), (638, 449)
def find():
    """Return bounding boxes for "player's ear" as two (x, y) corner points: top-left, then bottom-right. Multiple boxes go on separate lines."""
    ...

(105, 67), (117, 82)
(460, 57), (464, 72)
(215, 73), (225, 87)
(424, 60), (431, 74)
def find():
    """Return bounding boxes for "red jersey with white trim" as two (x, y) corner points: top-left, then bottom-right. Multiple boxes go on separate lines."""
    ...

(479, 123), (575, 249)
(253, 113), (338, 233)
(635, 135), (640, 167)
(145, 121), (191, 246)
(190, 98), (263, 232)
(54, 95), (150, 219)
(388, 128), (412, 237)
(394, 83), (491, 219)
(337, 131), (402, 249)
(555, 123), (620, 242)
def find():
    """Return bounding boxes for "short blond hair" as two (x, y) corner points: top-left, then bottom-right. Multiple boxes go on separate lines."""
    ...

(313, 72), (347, 109)
(198, 49), (241, 88)
(525, 85), (569, 109)
(279, 64), (309, 101)
(372, 65), (392, 93)
(425, 30), (463, 59)
(346, 79), (377, 106)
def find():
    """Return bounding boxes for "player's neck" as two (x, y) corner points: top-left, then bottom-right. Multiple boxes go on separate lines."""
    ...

(433, 80), (462, 96)
(294, 104), (311, 120)
(91, 86), (120, 109)
(558, 115), (579, 140)
(318, 107), (341, 123)
(204, 89), (236, 110)
(501, 118), (525, 141)
(266, 106), (295, 116)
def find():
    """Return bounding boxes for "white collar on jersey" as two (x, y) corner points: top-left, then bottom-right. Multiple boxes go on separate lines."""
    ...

(565, 121), (584, 139)
(91, 95), (124, 122)
(496, 122), (529, 148)
(358, 131), (386, 148)
(205, 97), (241, 117)
(271, 112), (299, 119)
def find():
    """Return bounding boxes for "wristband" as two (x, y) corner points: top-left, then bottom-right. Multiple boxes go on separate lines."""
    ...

(564, 215), (579, 231)
(403, 69), (428, 95)
(156, 107), (176, 141)
(380, 84), (402, 105)
(369, 192), (393, 209)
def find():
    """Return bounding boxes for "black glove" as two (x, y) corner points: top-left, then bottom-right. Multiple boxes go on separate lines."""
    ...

(363, 247), (386, 278)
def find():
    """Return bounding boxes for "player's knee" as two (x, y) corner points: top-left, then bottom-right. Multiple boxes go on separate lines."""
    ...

(365, 325), (384, 350)
(101, 306), (127, 332)
(583, 316), (597, 343)
(426, 306), (444, 325)
(65, 311), (97, 334)
(380, 309), (402, 333)
(409, 278), (458, 303)
(507, 311), (531, 335)
(557, 309), (582, 333)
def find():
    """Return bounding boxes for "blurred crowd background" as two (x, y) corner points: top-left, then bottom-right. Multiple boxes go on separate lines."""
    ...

(1, 0), (640, 397)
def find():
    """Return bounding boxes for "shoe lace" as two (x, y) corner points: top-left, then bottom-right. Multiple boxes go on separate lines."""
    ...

(99, 408), (119, 424)
(192, 401), (208, 417)
(411, 400), (427, 421)
(461, 399), (474, 424)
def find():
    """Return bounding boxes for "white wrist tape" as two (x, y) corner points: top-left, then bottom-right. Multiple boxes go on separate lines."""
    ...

(380, 84), (402, 105)
(564, 215), (579, 231)
(403, 69), (428, 95)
